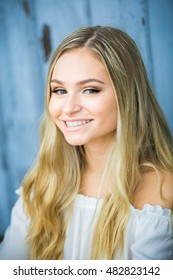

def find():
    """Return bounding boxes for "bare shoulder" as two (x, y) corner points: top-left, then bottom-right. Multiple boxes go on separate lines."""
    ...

(132, 170), (173, 210)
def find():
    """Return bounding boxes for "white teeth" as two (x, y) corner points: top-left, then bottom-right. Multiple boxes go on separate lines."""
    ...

(66, 120), (91, 127)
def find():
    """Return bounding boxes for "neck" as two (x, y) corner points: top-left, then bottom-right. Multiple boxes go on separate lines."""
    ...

(84, 141), (112, 173)
(79, 140), (113, 198)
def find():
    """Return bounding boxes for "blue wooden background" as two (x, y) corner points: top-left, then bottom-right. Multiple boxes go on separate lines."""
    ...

(0, 0), (173, 237)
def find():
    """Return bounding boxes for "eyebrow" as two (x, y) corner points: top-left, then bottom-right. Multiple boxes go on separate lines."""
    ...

(50, 78), (105, 85)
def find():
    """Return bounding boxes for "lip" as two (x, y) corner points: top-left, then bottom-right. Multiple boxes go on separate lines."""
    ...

(61, 118), (93, 121)
(61, 119), (93, 131)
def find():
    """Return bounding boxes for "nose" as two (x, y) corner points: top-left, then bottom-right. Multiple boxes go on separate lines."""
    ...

(62, 93), (82, 115)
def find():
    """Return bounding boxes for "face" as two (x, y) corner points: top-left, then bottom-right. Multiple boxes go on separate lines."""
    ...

(49, 47), (117, 148)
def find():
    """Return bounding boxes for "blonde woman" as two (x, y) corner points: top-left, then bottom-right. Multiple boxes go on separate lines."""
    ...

(0, 26), (173, 260)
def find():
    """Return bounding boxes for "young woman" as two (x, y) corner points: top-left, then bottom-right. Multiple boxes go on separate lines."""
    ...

(0, 26), (173, 260)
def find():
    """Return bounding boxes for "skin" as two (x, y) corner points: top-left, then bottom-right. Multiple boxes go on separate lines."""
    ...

(49, 47), (117, 148)
(133, 170), (173, 210)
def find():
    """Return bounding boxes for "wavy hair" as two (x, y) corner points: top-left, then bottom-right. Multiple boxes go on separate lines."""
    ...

(23, 26), (173, 259)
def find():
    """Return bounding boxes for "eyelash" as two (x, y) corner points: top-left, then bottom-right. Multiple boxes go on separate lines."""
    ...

(51, 88), (101, 95)
(51, 88), (67, 95)
(83, 88), (101, 94)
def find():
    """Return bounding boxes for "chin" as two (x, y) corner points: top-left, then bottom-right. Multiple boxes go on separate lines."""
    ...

(67, 142), (84, 147)
(65, 138), (85, 146)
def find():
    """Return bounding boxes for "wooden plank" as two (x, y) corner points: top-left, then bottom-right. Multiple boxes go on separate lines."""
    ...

(147, 0), (173, 132)
(0, 0), (13, 234)
(0, 0), (44, 235)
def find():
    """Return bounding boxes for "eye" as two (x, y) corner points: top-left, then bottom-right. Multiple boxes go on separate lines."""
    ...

(51, 88), (67, 95)
(83, 88), (101, 94)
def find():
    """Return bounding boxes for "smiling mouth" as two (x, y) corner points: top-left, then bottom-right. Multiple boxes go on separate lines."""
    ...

(65, 120), (93, 128)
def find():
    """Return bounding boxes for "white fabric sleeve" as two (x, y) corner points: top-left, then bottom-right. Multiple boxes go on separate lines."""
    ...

(0, 187), (30, 260)
(130, 205), (173, 260)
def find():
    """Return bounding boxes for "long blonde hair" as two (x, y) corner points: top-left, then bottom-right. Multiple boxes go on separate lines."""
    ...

(23, 26), (173, 259)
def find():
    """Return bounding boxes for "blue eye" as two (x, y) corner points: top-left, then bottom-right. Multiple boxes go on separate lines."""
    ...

(84, 88), (100, 94)
(51, 88), (66, 95)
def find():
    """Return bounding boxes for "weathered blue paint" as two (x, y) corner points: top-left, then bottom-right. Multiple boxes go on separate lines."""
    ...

(0, 0), (172, 236)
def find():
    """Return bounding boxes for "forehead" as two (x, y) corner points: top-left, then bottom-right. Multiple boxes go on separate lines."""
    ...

(51, 47), (109, 82)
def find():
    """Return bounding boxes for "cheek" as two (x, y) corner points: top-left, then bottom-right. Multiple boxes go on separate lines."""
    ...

(103, 99), (117, 126)
(48, 99), (61, 121)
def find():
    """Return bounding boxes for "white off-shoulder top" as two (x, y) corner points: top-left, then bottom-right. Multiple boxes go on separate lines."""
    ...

(0, 187), (173, 260)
